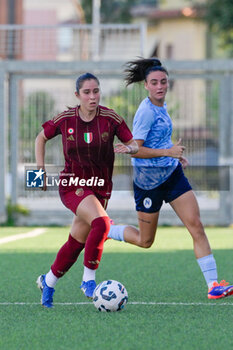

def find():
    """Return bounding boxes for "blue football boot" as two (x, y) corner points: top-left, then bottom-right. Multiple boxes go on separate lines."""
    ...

(80, 280), (96, 299)
(37, 274), (55, 308)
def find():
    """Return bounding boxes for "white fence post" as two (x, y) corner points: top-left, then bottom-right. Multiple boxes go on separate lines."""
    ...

(0, 68), (7, 223)
(92, 0), (101, 61)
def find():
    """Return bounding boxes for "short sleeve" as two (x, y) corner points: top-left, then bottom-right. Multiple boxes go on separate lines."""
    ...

(132, 108), (154, 141)
(42, 120), (61, 139)
(115, 120), (133, 143)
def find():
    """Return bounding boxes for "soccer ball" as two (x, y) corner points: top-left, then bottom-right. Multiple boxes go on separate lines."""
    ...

(93, 280), (128, 312)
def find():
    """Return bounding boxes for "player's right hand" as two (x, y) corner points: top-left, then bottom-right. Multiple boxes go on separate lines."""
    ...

(169, 138), (185, 158)
(41, 172), (47, 191)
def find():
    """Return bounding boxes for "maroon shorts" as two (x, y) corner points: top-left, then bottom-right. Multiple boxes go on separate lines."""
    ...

(59, 187), (109, 215)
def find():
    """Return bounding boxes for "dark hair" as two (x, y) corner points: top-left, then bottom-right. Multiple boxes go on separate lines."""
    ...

(76, 72), (100, 93)
(124, 57), (168, 86)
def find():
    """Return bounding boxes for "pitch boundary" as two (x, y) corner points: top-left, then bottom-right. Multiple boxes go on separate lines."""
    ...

(0, 228), (46, 245)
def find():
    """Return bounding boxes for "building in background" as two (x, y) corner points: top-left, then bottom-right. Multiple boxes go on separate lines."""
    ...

(0, 0), (23, 59)
(23, 0), (80, 61)
(0, 0), (23, 25)
(132, 0), (207, 60)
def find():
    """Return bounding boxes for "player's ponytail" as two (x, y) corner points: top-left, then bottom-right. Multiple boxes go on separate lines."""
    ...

(124, 57), (168, 86)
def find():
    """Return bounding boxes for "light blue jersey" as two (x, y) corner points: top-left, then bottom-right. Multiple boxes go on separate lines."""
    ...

(132, 97), (178, 190)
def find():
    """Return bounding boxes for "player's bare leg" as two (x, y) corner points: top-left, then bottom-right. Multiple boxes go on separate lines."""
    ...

(170, 190), (233, 299)
(70, 215), (91, 243)
(123, 211), (159, 248)
(107, 210), (159, 248)
(76, 194), (108, 225)
(169, 190), (211, 259)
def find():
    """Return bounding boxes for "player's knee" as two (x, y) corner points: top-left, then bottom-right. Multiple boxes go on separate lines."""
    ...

(188, 217), (206, 241)
(137, 228), (155, 248)
(139, 238), (154, 248)
(189, 216), (203, 232)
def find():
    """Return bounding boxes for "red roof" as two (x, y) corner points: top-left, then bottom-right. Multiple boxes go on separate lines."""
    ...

(132, 6), (205, 20)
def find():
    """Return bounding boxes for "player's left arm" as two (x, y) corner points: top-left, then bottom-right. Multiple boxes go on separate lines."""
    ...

(114, 139), (138, 155)
(179, 155), (189, 169)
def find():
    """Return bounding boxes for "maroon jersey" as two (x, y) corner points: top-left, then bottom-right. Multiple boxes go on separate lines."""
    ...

(42, 105), (133, 197)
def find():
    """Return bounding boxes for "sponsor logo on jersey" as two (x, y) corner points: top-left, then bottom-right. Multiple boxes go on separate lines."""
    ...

(84, 132), (93, 143)
(88, 259), (100, 265)
(101, 131), (109, 142)
(67, 135), (75, 141)
(67, 128), (74, 134)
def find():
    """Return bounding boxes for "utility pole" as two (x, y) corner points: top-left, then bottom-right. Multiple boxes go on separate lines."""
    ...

(92, 0), (101, 61)
(8, 0), (15, 58)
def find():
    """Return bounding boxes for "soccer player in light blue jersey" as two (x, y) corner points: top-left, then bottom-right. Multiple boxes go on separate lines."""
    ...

(111, 58), (233, 299)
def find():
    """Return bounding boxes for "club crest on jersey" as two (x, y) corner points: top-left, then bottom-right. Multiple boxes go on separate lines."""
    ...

(101, 131), (109, 142)
(84, 132), (93, 143)
(75, 188), (84, 197)
(67, 128), (74, 135)
(143, 197), (152, 209)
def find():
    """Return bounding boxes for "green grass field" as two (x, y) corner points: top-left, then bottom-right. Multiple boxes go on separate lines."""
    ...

(0, 226), (233, 350)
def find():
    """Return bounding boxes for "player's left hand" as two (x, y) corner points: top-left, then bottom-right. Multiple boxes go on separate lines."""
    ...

(114, 143), (132, 154)
(179, 156), (189, 169)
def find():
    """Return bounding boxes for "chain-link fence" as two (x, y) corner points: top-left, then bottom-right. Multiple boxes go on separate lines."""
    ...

(6, 70), (231, 226)
(1, 25), (233, 225)
(0, 23), (146, 61)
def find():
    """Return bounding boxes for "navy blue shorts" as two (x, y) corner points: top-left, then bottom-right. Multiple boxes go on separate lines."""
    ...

(133, 163), (192, 213)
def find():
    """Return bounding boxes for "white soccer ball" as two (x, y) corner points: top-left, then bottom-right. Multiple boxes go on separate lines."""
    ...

(93, 280), (128, 312)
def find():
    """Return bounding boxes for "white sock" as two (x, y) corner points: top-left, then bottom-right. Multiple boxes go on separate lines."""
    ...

(197, 254), (218, 289)
(107, 225), (126, 241)
(45, 269), (58, 288)
(82, 266), (96, 282)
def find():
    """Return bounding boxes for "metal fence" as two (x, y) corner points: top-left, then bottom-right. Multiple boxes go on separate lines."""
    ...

(0, 60), (232, 226)
(0, 25), (233, 226)
(0, 23), (146, 61)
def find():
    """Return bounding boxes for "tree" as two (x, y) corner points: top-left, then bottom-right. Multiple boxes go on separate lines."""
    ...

(20, 91), (56, 139)
(80, 0), (156, 23)
(19, 91), (56, 162)
(205, 0), (233, 55)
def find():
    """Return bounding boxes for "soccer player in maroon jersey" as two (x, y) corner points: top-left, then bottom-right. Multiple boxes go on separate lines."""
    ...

(35, 73), (138, 308)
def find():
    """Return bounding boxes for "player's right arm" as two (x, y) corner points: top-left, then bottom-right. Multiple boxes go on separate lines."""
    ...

(132, 105), (185, 159)
(131, 138), (185, 159)
(35, 130), (48, 170)
(35, 130), (48, 190)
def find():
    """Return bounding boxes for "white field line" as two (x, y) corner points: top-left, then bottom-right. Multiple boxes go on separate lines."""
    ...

(0, 228), (46, 245)
(0, 301), (233, 306)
